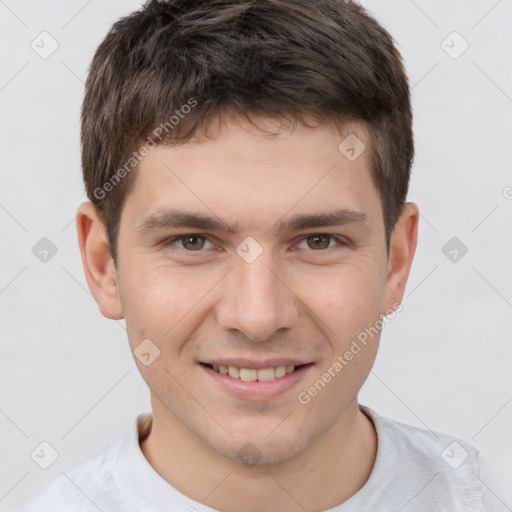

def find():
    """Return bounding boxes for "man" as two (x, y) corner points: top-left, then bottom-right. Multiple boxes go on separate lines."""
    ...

(21, 0), (509, 510)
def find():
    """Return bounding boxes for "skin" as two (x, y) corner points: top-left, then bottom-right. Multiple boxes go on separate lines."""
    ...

(77, 114), (418, 512)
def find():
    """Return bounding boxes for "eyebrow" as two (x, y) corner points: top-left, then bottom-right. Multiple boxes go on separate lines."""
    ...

(135, 207), (370, 237)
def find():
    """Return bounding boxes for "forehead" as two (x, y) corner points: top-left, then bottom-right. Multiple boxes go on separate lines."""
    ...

(122, 115), (381, 232)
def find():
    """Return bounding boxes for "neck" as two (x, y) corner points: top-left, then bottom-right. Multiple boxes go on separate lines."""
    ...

(140, 399), (377, 512)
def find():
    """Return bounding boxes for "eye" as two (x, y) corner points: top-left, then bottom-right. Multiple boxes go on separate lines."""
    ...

(163, 234), (215, 251)
(162, 233), (348, 254)
(295, 234), (347, 251)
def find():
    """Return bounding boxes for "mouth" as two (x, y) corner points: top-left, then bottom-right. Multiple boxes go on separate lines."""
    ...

(199, 360), (313, 400)
(200, 363), (302, 382)
(197, 357), (315, 402)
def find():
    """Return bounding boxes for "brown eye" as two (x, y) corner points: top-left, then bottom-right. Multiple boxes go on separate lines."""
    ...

(162, 234), (216, 253)
(180, 235), (206, 250)
(306, 234), (331, 250)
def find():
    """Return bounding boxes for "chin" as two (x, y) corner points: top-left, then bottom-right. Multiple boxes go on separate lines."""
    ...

(209, 428), (313, 466)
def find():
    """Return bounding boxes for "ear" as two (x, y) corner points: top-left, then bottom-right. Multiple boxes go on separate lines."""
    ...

(383, 202), (419, 313)
(76, 201), (124, 320)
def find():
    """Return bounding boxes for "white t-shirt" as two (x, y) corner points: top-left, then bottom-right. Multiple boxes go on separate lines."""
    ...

(21, 405), (512, 511)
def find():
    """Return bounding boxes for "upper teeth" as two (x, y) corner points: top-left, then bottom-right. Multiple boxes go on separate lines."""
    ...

(212, 364), (296, 381)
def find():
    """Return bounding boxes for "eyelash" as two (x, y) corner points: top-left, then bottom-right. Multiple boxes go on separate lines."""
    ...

(161, 233), (349, 253)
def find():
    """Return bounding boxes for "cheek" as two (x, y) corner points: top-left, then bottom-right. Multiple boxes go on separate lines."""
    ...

(302, 260), (386, 333)
(120, 260), (220, 349)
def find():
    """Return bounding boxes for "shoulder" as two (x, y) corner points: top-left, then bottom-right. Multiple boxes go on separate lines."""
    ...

(378, 411), (512, 504)
(477, 450), (512, 510)
(363, 405), (480, 467)
(359, 406), (485, 510)
(20, 437), (123, 512)
(360, 406), (512, 511)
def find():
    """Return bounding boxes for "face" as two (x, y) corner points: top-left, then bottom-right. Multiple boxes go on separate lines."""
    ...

(109, 115), (406, 464)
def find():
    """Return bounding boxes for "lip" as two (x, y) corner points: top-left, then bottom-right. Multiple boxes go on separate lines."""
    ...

(201, 359), (308, 370)
(200, 362), (313, 401)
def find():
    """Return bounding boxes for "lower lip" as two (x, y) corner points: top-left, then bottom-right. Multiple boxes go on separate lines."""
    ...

(200, 364), (313, 400)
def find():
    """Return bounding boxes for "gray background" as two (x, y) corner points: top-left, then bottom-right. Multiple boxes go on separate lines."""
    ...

(1, 0), (511, 510)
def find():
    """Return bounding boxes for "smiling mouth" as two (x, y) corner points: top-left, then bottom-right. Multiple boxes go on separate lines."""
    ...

(201, 363), (304, 382)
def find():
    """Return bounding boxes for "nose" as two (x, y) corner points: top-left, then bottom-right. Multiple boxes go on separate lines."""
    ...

(215, 250), (299, 342)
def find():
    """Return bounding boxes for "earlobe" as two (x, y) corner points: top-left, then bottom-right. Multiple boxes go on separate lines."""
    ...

(384, 202), (419, 313)
(76, 201), (124, 320)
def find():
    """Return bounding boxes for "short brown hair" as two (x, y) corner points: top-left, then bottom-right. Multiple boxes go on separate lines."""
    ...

(81, 0), (413, 264)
